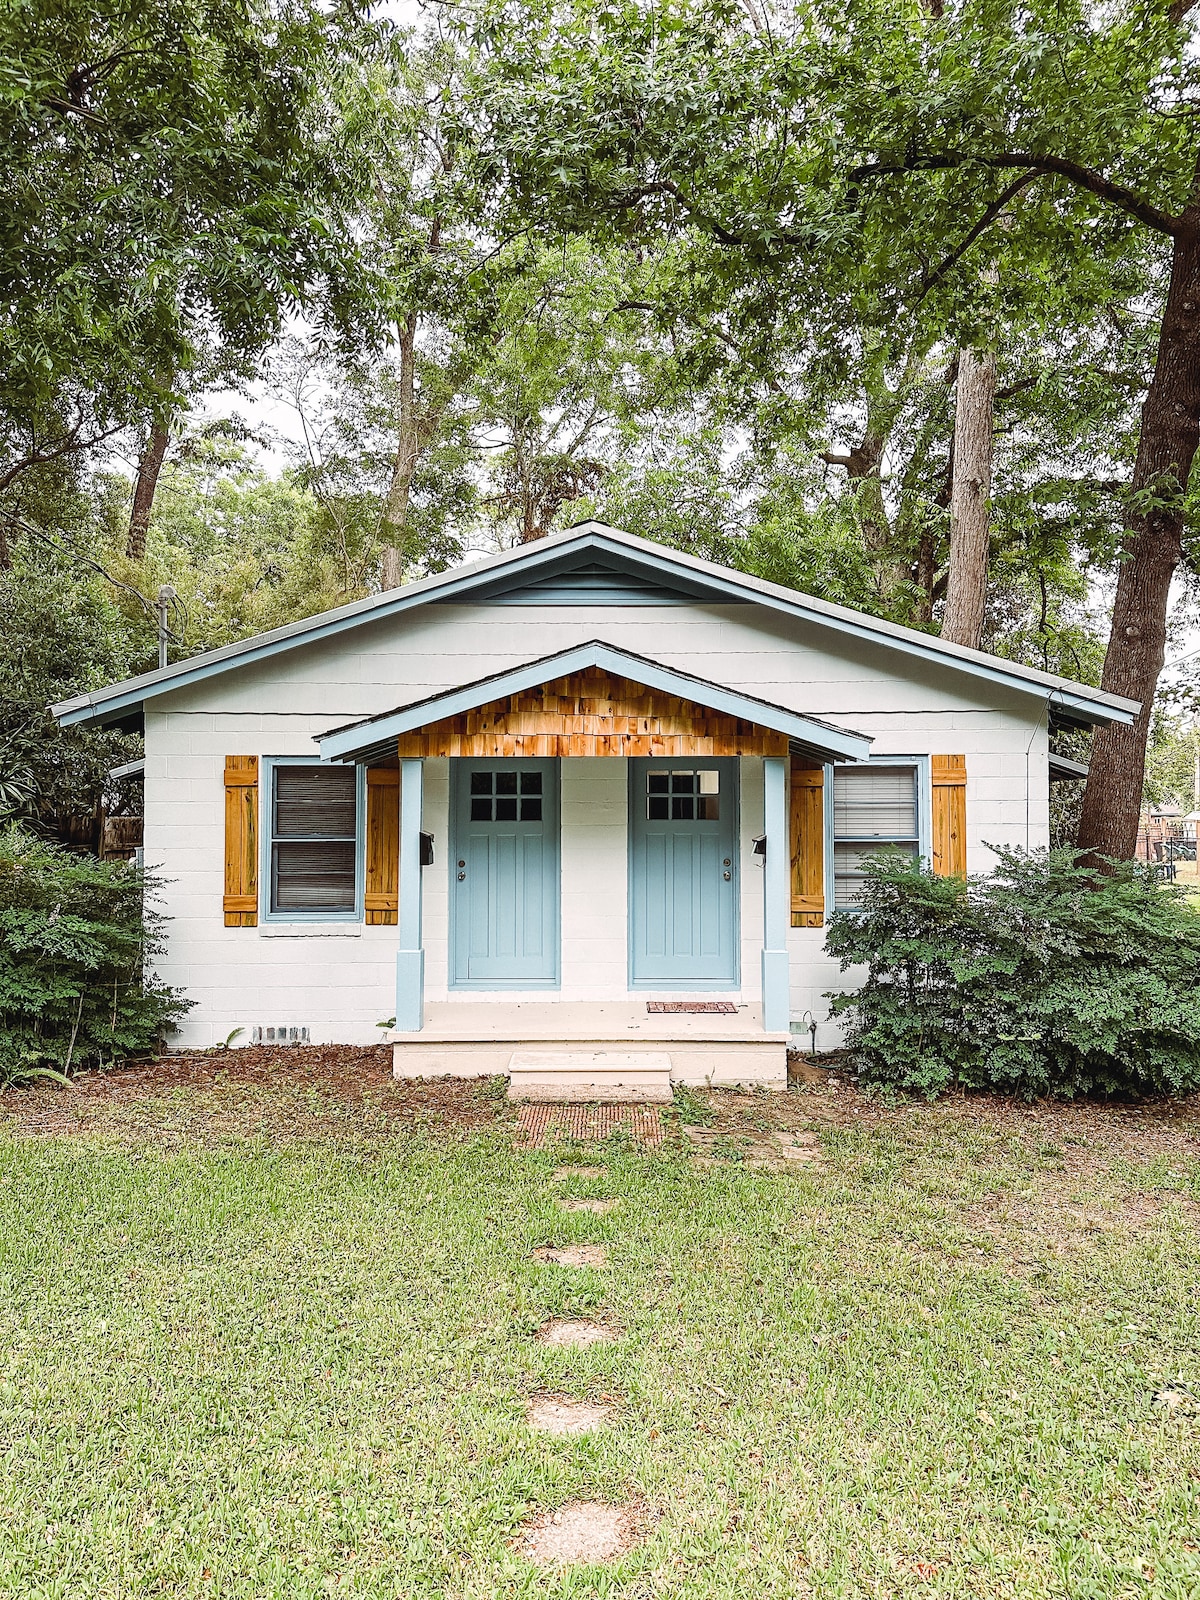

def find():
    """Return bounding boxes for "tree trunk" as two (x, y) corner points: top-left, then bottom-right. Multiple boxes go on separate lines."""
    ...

(1078, 216), (1200, 860)
(941, 347), (996, 649)
(126, 423), (170, 561)
(380, 312), (419, 591)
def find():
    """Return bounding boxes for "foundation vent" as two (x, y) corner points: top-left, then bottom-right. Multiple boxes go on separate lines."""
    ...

(251, 1025), (310, 1046)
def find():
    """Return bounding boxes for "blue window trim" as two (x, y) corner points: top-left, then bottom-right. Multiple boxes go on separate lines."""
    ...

(259, 755), (366, 924)
(824, 754), (931, 919)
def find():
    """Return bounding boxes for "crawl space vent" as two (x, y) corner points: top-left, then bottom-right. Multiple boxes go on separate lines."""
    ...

(251, 1025), (310, 1046)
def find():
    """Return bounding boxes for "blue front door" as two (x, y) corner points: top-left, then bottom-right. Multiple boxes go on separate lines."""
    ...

(629, 757), (739, 987)
(451, 758), (559, 987)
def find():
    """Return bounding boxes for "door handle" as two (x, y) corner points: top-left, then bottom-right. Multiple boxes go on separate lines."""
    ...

(457, 859), (466, 882)
(723, 870), (732, 881)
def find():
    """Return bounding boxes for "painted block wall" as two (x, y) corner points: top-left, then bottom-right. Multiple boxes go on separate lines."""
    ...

(144, 599), (1050, 1048)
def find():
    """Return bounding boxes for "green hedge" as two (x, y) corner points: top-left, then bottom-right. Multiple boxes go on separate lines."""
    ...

(825, 848), (1200, 1099)
(0, 825), (191, 1086)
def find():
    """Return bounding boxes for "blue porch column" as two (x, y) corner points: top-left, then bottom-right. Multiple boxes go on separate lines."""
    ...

(761, 754), (791, 1033)
(395, 758), (425, 1032)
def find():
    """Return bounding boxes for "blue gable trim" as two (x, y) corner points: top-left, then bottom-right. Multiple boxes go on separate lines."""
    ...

(51, 521), (1140, 730)
(316, 641), (874, 766)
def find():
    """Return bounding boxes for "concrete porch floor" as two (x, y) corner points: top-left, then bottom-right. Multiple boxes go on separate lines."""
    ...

(387, 1001), (789, 1091)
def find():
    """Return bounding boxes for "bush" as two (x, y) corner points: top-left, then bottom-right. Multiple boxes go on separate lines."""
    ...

(825, 848), (1200, 1100)
(0, 825), (191, 1086)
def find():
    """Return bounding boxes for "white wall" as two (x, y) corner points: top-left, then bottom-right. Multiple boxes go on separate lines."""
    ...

(144, 600), (1049, 1048)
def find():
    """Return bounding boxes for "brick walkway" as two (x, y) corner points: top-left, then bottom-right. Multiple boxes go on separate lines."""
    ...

(515, 1103), (666, 1148)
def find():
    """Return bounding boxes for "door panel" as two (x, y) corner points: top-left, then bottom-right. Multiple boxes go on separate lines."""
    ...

(452, 759), (559, 986)
(629, 758), (739, 986)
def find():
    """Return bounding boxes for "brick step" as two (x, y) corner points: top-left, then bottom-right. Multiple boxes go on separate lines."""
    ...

(506, 1050), (674, 1104)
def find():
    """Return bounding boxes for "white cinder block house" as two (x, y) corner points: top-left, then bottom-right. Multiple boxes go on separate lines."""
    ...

(54, 524), (1137, 1094)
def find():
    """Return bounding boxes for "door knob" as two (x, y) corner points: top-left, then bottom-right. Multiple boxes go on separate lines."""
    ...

(723, 870), (732, 881)
(457, 870), (466, 881)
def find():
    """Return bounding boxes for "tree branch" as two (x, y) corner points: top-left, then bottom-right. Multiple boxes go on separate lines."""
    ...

(918, 170), (1043, 300)
(848, 152), (1177, 235)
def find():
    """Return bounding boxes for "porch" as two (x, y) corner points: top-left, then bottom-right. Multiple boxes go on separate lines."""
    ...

(386, 999), (791, 1096)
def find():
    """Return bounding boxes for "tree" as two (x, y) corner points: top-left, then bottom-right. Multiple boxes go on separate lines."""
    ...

(0, 0), (389, 528)
(465, 0), (1199, 857)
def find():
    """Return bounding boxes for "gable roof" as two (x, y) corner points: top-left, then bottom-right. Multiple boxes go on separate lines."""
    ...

(51, 521), (1139, 730)
(317, 640), (873, 765)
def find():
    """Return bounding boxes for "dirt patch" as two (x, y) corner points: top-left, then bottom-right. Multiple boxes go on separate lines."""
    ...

(555, 1197), (619, 1214)
(682, 1124), (824, 1172)
(552, 1166), (607, 1180)
(525, 1394), (615, 1434)
(518, 1501), (642, 1566)
(517, 1103), (664, 1148)
(0, 1046), (508, 1146)
(532, 1244), (609, 1266)
(537, 1317), (618, 1347)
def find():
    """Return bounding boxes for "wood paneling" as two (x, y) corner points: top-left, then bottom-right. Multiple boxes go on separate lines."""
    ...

(223, 756), (258, 927)
(393, 672), (790, 758)
(790, 758), (825, 927)
(931, 753), (967, 877)
(364, 767), (399, 924)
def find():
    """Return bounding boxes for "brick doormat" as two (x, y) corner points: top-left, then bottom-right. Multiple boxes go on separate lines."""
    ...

(516, 1103), (666, 1148)
(645, 1000), (737, 1014)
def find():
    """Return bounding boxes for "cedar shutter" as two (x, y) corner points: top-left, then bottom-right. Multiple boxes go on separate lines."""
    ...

(790, 758), (825, 927)
(223, 756), (259, 926)
(364, 767), (400, 925)
(931, 754), (967, 877)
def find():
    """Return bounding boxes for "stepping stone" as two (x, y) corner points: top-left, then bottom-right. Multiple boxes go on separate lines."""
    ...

(555, 1197), (619, 1214)
(772, 1131), (824, 1163)
(526, 1393), (614, 1434)
(552, 1166), (607, 1180)
(532, 1244), (608, 1266)
(537, 1317), (618, 1347)
(519, 1501), (640, 1566)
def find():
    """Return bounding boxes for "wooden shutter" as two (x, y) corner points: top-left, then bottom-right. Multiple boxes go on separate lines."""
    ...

(223, 756), (259, 926)
(364, 767), (400, 925)
(932, 754), (967, 877)
(790, 758), (825, 927)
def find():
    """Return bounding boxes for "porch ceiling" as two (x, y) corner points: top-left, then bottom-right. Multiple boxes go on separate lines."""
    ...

(317, 640), (872, 765)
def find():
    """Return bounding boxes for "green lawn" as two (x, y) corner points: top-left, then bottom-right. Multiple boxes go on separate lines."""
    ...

(2, 1072), (1199, 1598)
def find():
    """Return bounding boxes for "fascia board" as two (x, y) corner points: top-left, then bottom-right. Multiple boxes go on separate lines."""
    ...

(52, 521), (1139, 729)
(317, 641), (873, 763)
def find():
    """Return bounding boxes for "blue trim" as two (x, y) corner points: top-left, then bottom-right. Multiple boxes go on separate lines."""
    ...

(258, 756), (365, 924)
(396, 759), (424, 1031)
(319, 640), (872, 765)
(825, 754), (931, 919)
(52, 525), (1138, 731)
(448, 757), (561, 991)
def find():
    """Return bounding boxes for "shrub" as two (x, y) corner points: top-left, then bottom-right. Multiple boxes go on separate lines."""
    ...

(0, 825), (191, 1086)
(825, 848), (1200, 1100)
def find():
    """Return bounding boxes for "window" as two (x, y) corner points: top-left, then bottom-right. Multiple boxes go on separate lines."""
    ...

(268, 763), (360, 916)
(647, 769), (720, 821)
(831, 761), (924, 909)
(469, 768), (543, 822)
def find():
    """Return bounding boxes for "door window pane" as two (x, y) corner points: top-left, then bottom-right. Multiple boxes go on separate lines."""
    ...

(466, 770), (545, 822)
(647, 769), (720, 821)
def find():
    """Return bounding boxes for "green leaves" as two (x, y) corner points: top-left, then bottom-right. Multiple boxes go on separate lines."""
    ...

(0, 824), (191, 1084)
(826, 848), (1200, 1099)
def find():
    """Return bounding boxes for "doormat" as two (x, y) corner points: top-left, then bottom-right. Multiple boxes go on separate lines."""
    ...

(516, 1103), (666, 1148)
(646, 1000), (737, 1014)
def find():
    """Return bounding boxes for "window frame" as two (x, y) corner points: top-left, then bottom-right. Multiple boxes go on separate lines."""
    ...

(825, 754), (931, 917)
(259, 755), (366, 925)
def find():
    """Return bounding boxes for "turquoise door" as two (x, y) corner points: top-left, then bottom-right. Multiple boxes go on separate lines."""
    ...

(451, 759), (559, 987)
(629, 758), (739, 987)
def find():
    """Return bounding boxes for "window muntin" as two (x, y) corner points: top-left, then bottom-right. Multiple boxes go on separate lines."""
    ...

(468, 768), (543, 823)
(647, 768), (720, 821)
(269, 764), (359, 915)
(831, 763), (921, 910)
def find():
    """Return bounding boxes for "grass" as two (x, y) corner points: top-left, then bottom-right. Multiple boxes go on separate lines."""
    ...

(1, 1071), (1199, 1598)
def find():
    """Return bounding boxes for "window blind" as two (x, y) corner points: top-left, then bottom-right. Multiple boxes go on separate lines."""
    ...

(832, 763), (920, 909)
(270, 765), (357, 914)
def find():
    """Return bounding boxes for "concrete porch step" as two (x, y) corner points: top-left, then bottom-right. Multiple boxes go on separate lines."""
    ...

(507, 1050), (674, 1104)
